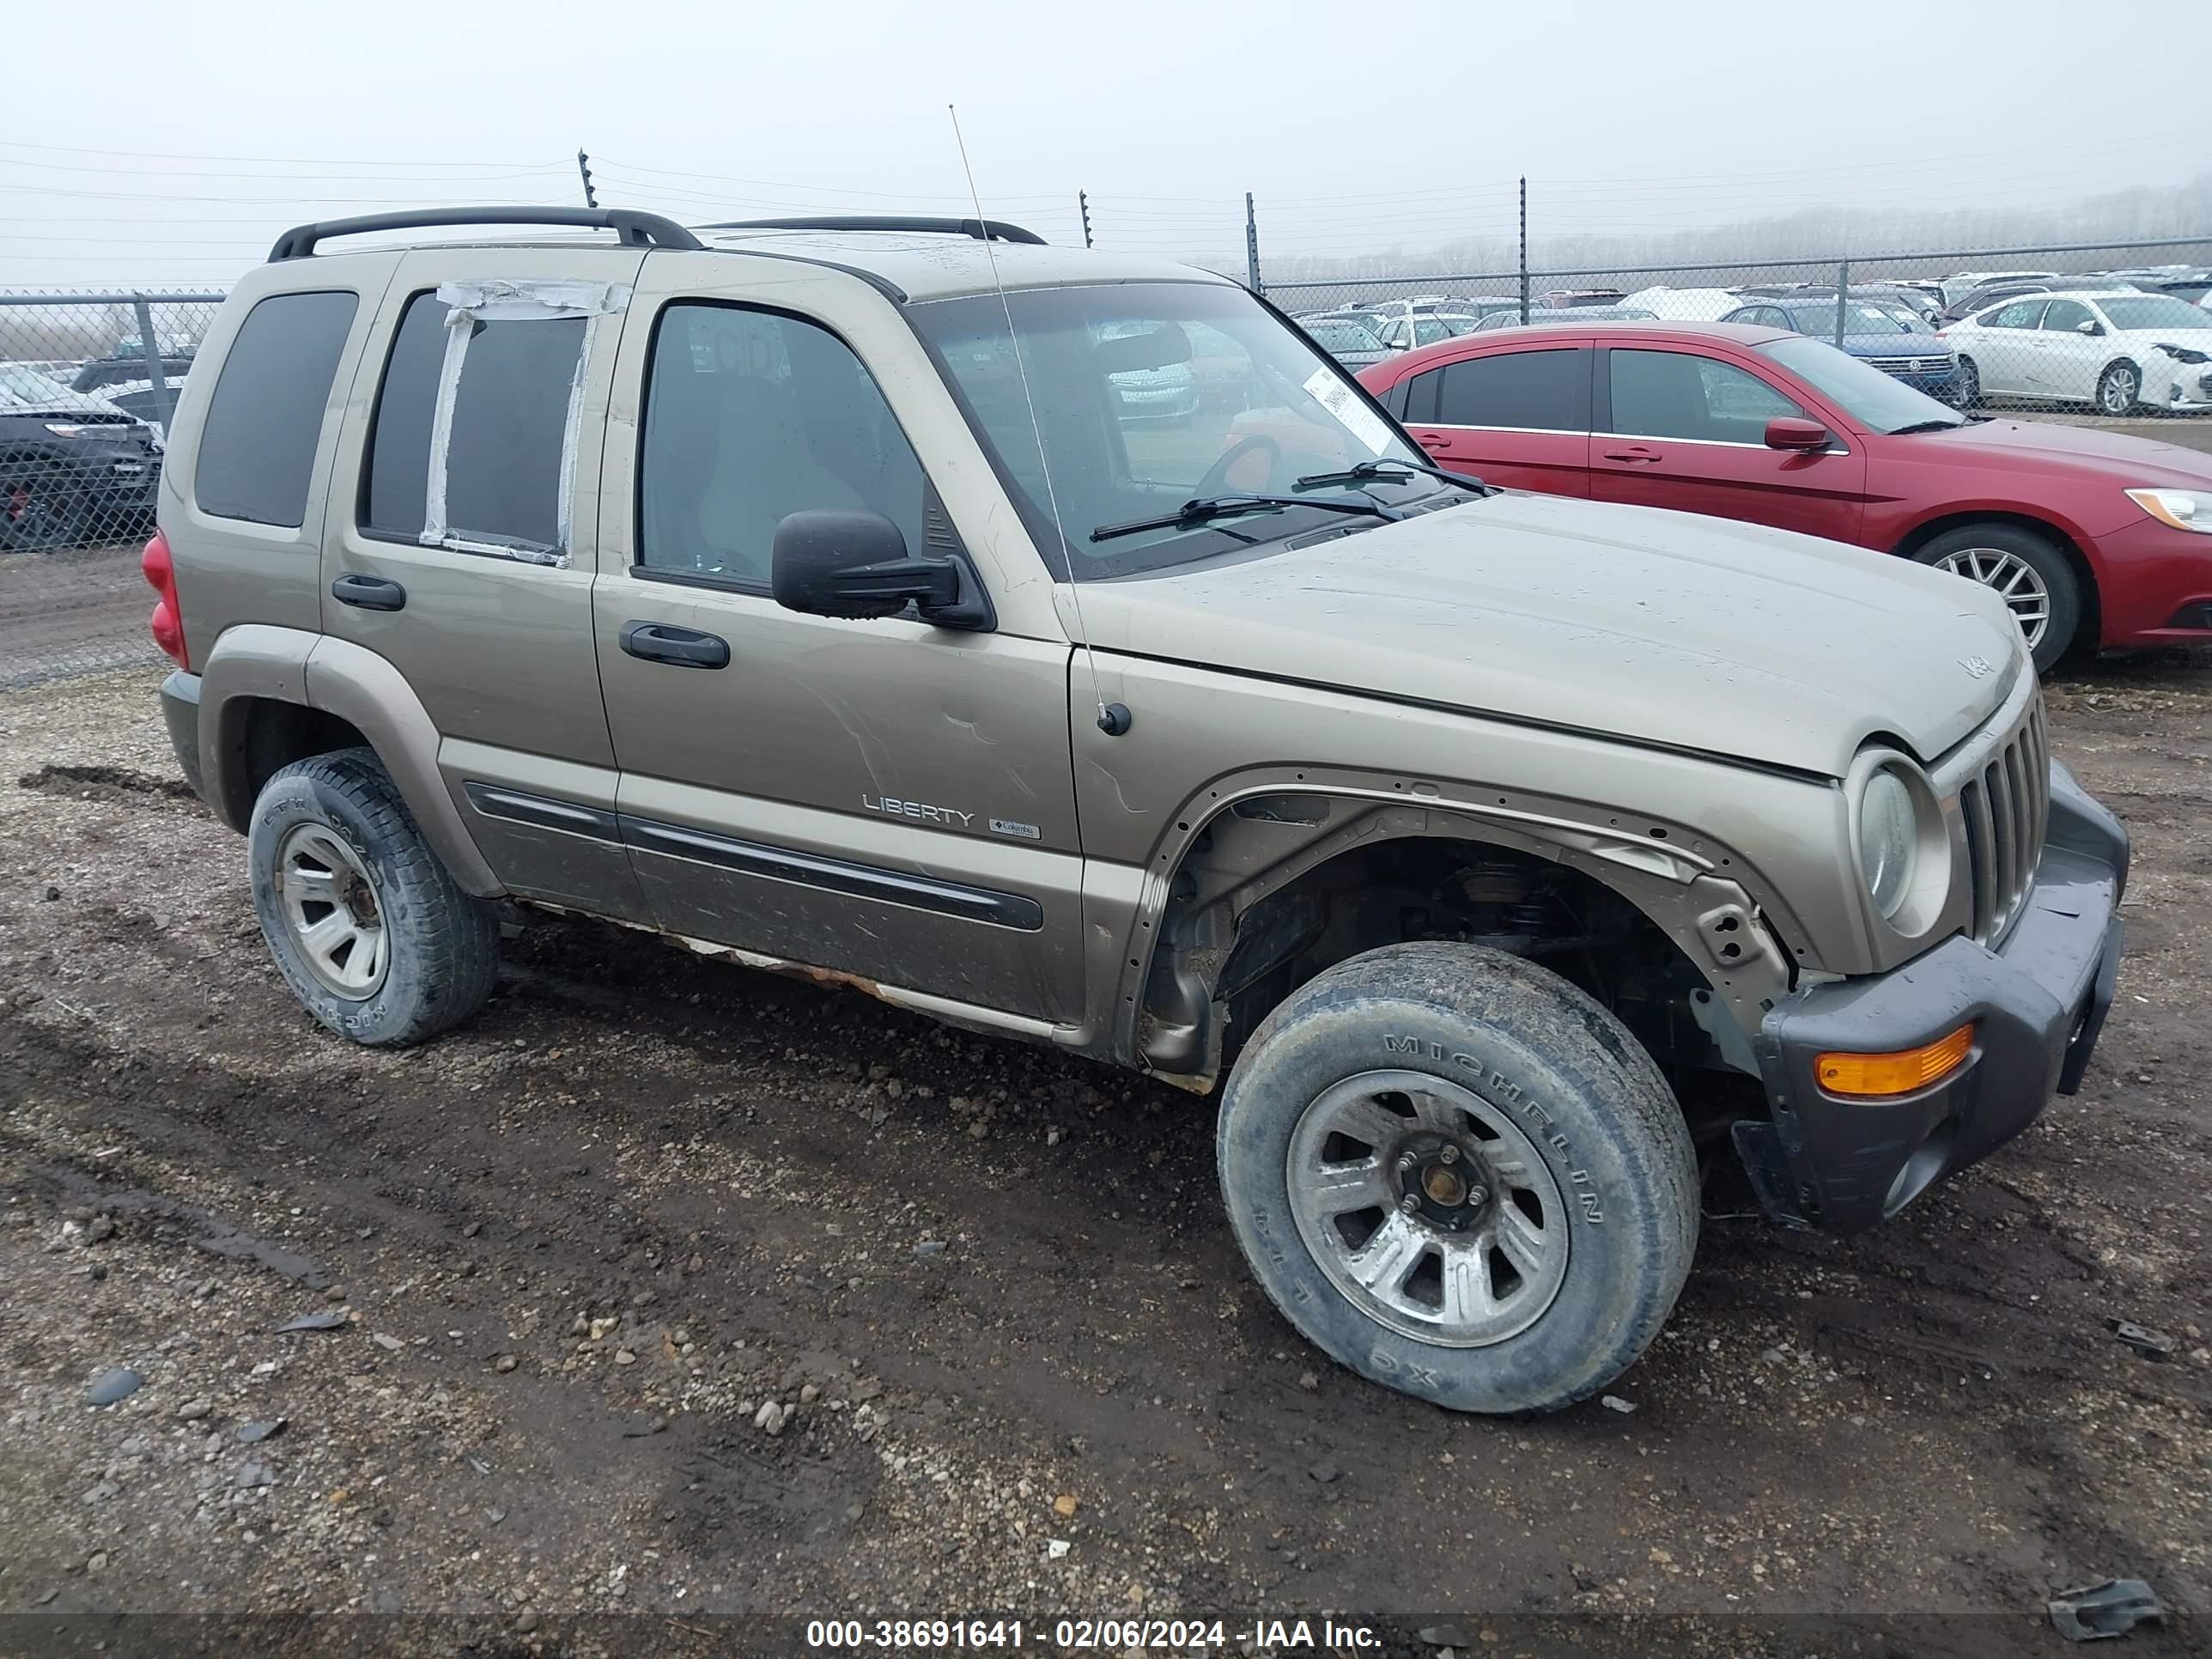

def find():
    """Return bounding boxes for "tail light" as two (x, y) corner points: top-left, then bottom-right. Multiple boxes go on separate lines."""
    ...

(143, 529), (187, 668)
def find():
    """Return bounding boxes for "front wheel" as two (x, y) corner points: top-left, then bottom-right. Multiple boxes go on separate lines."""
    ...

(1951, 356), (1981, 410)
(1911, 522), (2081, 674)
(1216, 942), (1697, 1414)
(2096, 360), (2143, 416)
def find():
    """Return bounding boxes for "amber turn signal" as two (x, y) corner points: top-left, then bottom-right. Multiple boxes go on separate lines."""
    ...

(1815, 1024), (1974, 1097)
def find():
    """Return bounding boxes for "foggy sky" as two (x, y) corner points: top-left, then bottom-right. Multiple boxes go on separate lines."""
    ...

(4, 0), (2203, 287)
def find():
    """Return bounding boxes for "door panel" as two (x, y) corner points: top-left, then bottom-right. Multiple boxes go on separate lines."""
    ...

(319, 246), (651, 920)
(1592, 346), (1869, 541)
(592, 280), (1085, 1024)
(2033, 301), (2101, 400)
(1410, 422), (1590, 497)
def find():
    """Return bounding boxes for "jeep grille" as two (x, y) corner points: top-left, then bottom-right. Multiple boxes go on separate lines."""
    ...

(1957, 697), (2049, 947)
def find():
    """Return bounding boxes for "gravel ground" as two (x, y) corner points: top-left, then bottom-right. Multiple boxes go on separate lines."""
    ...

(0, 609), (2206, 1656)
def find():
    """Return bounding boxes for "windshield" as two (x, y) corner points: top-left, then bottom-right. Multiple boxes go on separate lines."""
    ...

(1306, 321), (1384, 351)
(0, 365), (73, 407)
(2099, 295), (2212, 332)
(1756, 335), (1961, 434)
(1786, 301), (1921, 335)
(910, 282), (1437, 578)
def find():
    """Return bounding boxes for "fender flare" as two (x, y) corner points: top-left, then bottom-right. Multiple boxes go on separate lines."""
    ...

(1111, 772), (1800, 1081)
(197, 624), (504, 898)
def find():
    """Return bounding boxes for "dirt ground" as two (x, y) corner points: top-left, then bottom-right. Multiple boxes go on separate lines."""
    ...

(0, 555), (2206, 1658)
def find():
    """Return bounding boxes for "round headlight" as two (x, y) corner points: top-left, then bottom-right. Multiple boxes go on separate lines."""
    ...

(1858, 768), (1917, 919)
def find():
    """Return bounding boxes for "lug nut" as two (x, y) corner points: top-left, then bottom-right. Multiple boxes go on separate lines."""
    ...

(1437, 1144), (1460, 1165)
(1398, 1193), (1421, 1214)
(1465, 1186), (1488, 1209)
(1396, 1152), (1418, 1173)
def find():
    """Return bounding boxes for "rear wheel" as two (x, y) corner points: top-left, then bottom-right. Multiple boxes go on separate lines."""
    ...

(1216, 941), (1697, 1414)
(0, 465), (91, 553)
(2096, 360), (2143, 416)
(249, 747), (500, 1047)
(1911, 521), (2081, 673)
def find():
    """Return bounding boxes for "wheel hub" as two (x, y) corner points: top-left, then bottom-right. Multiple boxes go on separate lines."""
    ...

(1285, 1069), (1570, 1349)
(273, 822), (389, 1001)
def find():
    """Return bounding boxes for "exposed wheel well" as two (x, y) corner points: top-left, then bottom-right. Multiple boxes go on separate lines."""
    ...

(1139, 830), (1755, 1139)
(1893, 511), (2100, 657)
(213, 696), (370, 830)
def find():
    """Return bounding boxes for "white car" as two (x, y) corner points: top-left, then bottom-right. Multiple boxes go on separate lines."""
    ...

(1941, 289), (2212, 416)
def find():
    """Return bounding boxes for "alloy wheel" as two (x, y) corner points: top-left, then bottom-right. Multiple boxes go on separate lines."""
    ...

(1935, 546), (2051, 650)
(1286, 1068), (1569, 1347)
(2099, 365), (2140, 416)
(274, 823), (388, 1000)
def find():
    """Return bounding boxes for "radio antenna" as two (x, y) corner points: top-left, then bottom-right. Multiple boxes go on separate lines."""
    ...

(947, 104), (1129, 737)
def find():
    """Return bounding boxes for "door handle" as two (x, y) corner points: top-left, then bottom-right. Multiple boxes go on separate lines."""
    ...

(331, 574), (406, 611)
(1601, 447), (1662, 463)
(1416, 433), (1449, 453)
(620, 620), (730, 670)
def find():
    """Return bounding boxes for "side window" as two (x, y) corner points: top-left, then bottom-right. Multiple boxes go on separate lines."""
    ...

(1413, 319), (1452, 346)
(2039, 299), (2094, 333)
(1435, 349), (1585, 432)
(638, 302), (926, 587)
(362, 290), (585, 556)
(194, 289), (358, 527)
(1401, 368), (1441, 424)
(1987, 299), (2047, 330)
(1608, 349), (1804, 442)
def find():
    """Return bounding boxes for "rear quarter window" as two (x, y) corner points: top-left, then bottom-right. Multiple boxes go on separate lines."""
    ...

(193, 290), (358, 527)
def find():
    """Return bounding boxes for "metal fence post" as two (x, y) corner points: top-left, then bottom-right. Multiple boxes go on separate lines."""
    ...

(1833, 258), (1850, 349)
(130, 295), (173, 429)
(1519, 177), (1530, 323)
(1244, 193), (1262, 295)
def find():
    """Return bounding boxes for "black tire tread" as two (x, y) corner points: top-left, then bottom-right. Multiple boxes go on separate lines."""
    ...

(1218, 941), (1698, 1413)
(252, 746), (498, 1047)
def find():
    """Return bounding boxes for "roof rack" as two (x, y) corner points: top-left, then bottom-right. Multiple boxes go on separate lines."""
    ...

(268, 207), (702, 262)
(703, 215), (1047, 246)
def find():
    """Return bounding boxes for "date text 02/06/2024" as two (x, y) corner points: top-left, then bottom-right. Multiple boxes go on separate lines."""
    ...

(803, 1618), (1385, 1650)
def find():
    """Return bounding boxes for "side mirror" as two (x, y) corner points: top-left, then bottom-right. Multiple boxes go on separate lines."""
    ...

(2076, 319), (2104, 336)
(1765, 416), (1832, 453)
(771, 509), (972, 625)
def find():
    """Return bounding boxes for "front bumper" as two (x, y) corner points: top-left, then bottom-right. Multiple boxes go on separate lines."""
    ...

(1738, 763), (2128, 1234)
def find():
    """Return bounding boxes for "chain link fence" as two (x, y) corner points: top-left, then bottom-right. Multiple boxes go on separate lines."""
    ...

(4, 235), (2209, 578)
(1269, 237), (2212, 420)
(1, 291), (224, 556)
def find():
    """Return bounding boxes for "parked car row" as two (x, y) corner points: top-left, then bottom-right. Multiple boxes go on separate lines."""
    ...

(1353, 319), (2212, 672)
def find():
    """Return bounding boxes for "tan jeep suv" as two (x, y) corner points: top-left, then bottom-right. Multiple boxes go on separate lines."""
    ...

(146, 207), (2128, 1413)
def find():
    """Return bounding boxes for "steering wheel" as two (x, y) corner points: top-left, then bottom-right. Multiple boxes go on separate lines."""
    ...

(1193, 434), (1283, 500)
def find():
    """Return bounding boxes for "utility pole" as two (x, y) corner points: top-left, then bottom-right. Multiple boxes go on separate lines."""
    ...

(577, 150), (598, 210)
(1244, 191), (1262, 295)
(1079, 191), (1093, 249)
(1518, 177), (1529, 322)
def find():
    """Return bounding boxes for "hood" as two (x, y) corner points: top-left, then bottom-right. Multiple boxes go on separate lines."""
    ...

(1838, 331), (1947, 353)
(1076, 492), (2024, 778)
(1901, 416), (2212, 486)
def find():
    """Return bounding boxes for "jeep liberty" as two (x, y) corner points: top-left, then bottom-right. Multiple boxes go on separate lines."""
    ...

(147, 208), (2128, 1413)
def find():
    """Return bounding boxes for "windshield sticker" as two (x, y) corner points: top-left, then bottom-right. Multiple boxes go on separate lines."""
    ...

(1302, 368), (1397, 459)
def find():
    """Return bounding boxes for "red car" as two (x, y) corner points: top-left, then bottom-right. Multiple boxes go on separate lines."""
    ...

(1353, 321), (2212, 672)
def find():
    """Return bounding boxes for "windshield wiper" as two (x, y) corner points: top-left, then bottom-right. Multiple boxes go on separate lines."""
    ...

(1088, 493), (1397, 544)
(1887, 419), (1966, 435)
(1293, 457), (1494, 495)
